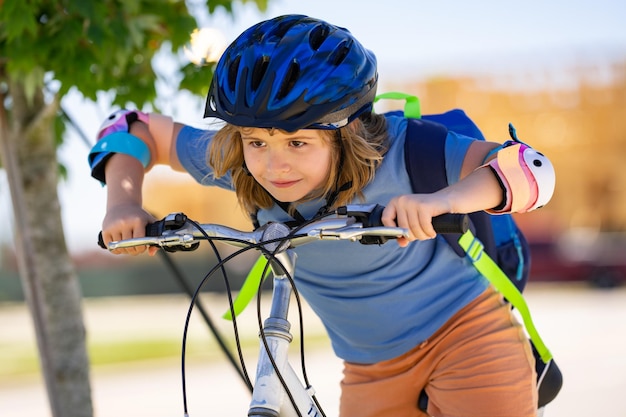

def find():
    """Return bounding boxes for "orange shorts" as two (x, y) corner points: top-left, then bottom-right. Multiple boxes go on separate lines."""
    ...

(339, 286), (538, 417)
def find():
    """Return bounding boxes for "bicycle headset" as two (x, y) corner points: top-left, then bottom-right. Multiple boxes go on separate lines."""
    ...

(203, 14), (379, 132)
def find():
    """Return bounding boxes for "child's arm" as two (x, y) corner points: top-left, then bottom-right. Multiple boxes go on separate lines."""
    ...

(94, 112), (186, 255)
(102, 152), (153, 255)
(445, 140), (504, 213)
(383, 143), (502, 246)
(383, 139), (554, 246)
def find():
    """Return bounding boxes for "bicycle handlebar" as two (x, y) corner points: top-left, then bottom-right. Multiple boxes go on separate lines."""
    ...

(99, 204), (470, 252)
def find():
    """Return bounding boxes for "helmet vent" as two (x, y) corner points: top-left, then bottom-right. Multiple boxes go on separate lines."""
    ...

(251, 56), (270, 91)
(330, 40), (351, 66)
(276, 59), (300, 100)
(309, 24), (330, 50)
(228, 55), (241, 91)
(267, 17), (301, 41)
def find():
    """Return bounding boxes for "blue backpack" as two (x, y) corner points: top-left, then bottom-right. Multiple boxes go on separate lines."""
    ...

(375, 92), (530, 289)
(405, 109), (528, 292)
(375, 92), (562, 409)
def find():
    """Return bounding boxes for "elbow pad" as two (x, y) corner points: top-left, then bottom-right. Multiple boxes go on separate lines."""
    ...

(484, 141), (556, 213)
(97, 109), (150, 140)
(88, 110), (173, 184)
(88, 110), (151, 183)
(88, 132), (151, 183)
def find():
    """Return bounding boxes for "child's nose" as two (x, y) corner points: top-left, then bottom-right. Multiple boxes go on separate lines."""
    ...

(266, 150), (290, 173)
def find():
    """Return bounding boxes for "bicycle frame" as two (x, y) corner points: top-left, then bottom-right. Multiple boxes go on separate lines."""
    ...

(105, 205), (467, 417)
(248, 250), (324, 417)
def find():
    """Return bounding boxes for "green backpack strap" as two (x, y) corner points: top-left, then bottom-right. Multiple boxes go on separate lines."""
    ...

(222, 255), (271, 320)
(374, 92), (422, 119)
(458, 230), (553, 363)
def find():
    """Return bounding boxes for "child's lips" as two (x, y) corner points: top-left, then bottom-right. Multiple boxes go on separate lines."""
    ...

(270, 179), (300, 188)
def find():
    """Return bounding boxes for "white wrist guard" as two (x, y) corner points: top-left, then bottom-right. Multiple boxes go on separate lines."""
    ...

(483, 141), (555, 213)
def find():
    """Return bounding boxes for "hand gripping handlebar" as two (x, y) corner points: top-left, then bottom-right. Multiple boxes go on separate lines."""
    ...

(99, 204), (469, 252)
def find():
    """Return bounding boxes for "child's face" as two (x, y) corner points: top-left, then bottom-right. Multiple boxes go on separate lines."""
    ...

(240, 127), (332, 203)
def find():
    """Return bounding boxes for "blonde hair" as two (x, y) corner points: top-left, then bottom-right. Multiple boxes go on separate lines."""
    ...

(208, 113), (389, 216)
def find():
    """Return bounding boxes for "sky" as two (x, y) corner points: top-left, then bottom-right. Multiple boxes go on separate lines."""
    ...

(1, 0), (625, 255)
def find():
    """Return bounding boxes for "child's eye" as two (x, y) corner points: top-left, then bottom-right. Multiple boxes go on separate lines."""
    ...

(290, 140), (305, 148)
(248, 140), (265, 148)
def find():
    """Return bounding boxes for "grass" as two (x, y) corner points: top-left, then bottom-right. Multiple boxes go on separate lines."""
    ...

(0, 331), (330, 382)
(0, 293), (331, 383)
(0, 343), (41, 377)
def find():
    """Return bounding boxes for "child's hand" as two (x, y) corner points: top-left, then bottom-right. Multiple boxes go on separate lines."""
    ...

(101, 204), (158, 256)
(381, 194), (451, 247)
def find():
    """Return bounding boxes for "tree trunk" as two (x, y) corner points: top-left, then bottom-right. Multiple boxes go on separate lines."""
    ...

(0, 81), (93, 417)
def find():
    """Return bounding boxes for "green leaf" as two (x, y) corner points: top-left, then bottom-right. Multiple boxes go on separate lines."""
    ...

(0, 0), (38, 41)
(64, 0), (99, 19)
(178, 62), (214, 97)
(3, 0), (273, 142)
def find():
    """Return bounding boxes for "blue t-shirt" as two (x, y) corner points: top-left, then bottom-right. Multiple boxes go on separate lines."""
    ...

(176, 114), (489, 364)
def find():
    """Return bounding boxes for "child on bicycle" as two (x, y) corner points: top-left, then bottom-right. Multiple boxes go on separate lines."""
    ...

(90, 14), (555, 417)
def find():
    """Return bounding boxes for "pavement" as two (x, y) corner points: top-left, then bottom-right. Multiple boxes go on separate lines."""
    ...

(1, 282), (626, 417)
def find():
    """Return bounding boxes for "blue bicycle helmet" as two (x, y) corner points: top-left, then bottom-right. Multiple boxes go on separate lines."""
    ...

(204, 15), (378, 131)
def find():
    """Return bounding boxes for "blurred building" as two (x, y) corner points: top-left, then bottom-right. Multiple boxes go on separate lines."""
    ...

(386, 59), (626, 239)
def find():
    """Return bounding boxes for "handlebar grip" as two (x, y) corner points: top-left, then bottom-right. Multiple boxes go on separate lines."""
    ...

(145, 221), (163, 237)
(97, 232), (106, 249)
(361, 205), (469, 235)
(432, 213), (470, 234)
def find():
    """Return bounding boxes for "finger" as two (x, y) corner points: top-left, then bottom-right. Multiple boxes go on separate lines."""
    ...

(128, 245), (147, 256)
(380, 204), (398, 227)
(419, 213), (437, 240)
(103, 230), (123, 254)
(121, 225), (144, 256)
(130, 223), (149, 255)
(394, 208), (413, 239)
(413, 217), (435, 240)
(127, 243), (148, 256)
(398, 208), (424, 241)
(396, 236), (410, 248)
(406, 210), (435, 241)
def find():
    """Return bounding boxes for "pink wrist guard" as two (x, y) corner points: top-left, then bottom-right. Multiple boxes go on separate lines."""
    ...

(484, 142), (555, 213)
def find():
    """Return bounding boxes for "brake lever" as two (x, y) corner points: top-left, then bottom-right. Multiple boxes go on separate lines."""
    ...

(335, 204), (470, 245)
(98, 212), (199, 252)
(318, 226), (408, 242)
(336, 204), (399, 244)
